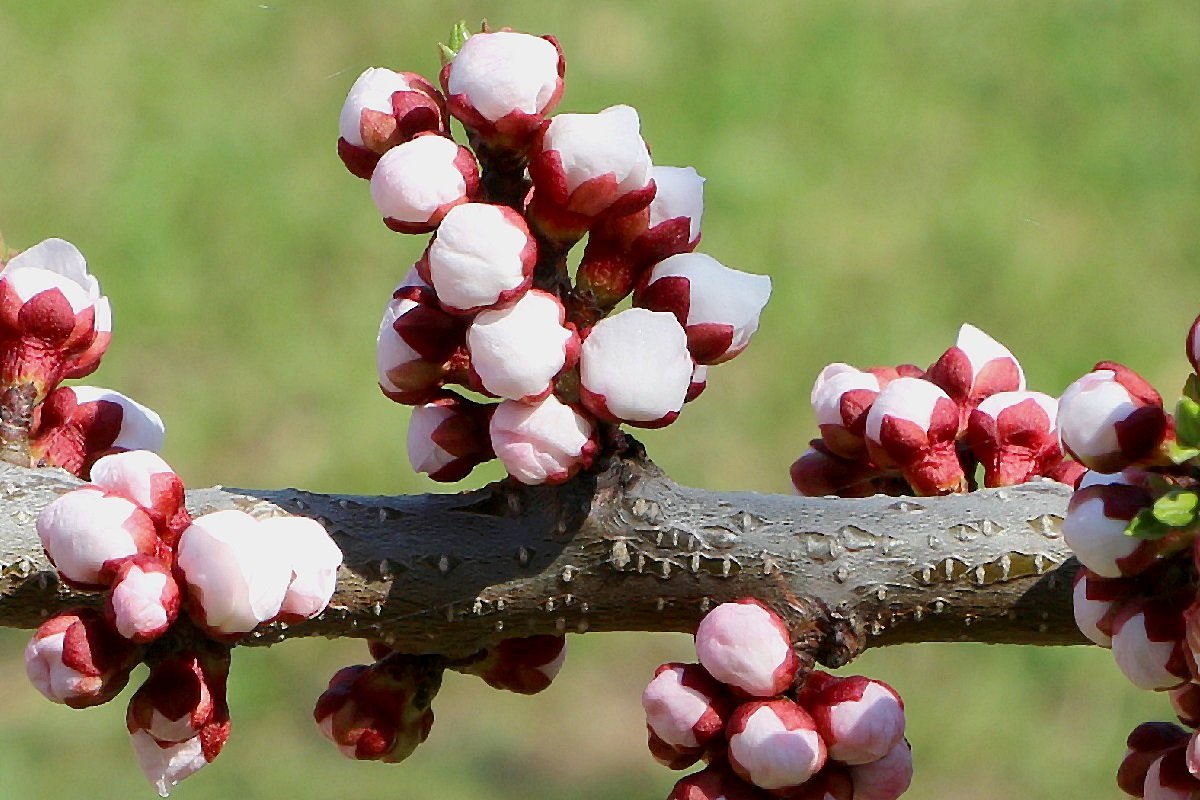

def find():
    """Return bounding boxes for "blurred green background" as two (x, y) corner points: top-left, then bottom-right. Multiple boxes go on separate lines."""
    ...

(0, 1), (1197, 798)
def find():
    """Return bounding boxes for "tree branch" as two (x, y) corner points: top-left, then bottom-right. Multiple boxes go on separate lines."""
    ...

(0, 442), (1084, 663)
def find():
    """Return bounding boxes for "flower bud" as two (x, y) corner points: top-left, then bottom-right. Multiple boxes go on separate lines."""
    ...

(864, 377), (965, 495)
(105, 554), (180, 643)
(489, 395), (597, 485)
(966, 391), (1061, 487)
(579, 307), (693, 427)
(807, 675), (905, 766)
(408, 392), (495, 482)
(1058, 363), (1168, 472)
(1111, 592), (1191, 691)
(441, 31), (564, 148)
(89, 450), (189, 546)
(30, 385), (165, 478)
(467, 290), (579, 402)
(789, 441), (887, 498)
(726, 699), (827, 792)
(1144, 746), (1200, 800)
(1118, 722), (1190, 797)
(457, 635), (566, 695)
(1072, 567), (1133, 648)
(370, 134), (480, 233)
(377, 285), (467, 405)
(847, 741), (914, 800)
(24, 608), (137, 708)
(810, 364), (885, 459)
(337, 68), (448, 178)
(642, 662), (732, 768)
(634, 253), (772, 365)
(37, 486), (159, 588)
(258, 515), (342, 622)
(1062, 480), (1157, 578)
(667, 764), (771, 800)
(638, 165), (705, 260)
(924, 324), (1025, 423)
(695, 599), (799, 698)
(417, 203), (536, 314)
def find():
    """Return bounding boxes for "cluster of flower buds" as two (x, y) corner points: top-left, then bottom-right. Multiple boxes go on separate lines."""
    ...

(792, 323), (1081, 497)
(315, 634), (566, 764)
(1054, 313), (1200, 797)
(340, 23), (771, 485)
(643, 599), (911, 799)
(26, 449), (341, 795)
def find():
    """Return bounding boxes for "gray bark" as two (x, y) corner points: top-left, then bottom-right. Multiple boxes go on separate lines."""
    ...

(0, 443), (1083, 664)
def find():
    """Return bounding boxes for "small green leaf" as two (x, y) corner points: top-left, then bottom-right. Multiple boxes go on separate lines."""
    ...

(1152, 489), (1200, 527)
(1126, 508), (1171, 540)
(1167, 441), (1200, 465)
(438, 20), (472, 66)
(1185, 374), (1200, 405)
(1176, 395), (1200, 448)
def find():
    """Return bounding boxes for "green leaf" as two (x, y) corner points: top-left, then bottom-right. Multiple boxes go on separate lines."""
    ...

(1176, 395), (1200, 448)
(1167, 441), (1200, 465)
(1185, 374), (1200, 405)
(1126, 508), (1172, 540)
(438, 20), (471, 66)
(1152, 489), (1200, 527)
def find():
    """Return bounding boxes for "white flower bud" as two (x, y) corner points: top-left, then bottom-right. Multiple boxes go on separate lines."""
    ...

(489, 395), (596, 485)
(370, 135), (479, 233)
(420, 203), (536, 314)
(467, 290), (578, 401)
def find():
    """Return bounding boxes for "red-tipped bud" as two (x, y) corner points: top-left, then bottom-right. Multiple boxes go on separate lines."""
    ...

(30, 385), (165, 478)
(807, 675), (906, 766)
(24, 608), (137, 708)
(1072, 567), (1134, 648)
(966, 391), (1062, 487)
(457, 635), (566, 695)
(1058, 363), (1168, 472)
(89, 450), (189, 546)
(1144, 746), (1200, 800)
(789, 441), (889, 498)
(642, 663), (733, 768)
(489, 395), (597, 485)
(105, 554), (180, 643)
(467, 290), (579, 402)
(407, 392), (495, 482)
(810, 364), (885, 459)
(726, 699), (827, 793)
(1111, 592), (1191, 691)
(417, 203), (536, 314)
(337, 68), (448, 179)
(865, 377), (965, 495)
(848, 741), (914, 800)
(370, 134), (479, 233)
(1118, 722), (1190, 796)
(695, 599), (799, 698)
(1062, 480), (1157, 578)
(376, 285), (467, 405)
(36, 485), (159, 589)
(925, 323), (1025, 424)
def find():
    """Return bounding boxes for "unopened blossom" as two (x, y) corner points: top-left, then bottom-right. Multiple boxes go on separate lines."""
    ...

(30, 385), (165, 477)
(337, 68), (448, 178)
(1061, 479), (1157, 578)
(965, 391), (1063, 487)
(1188, 314), (1200, 375)
(24, 608), (136, 708)
(89, 450), (189, 544)
(259, 515), (342, 622)
(37, 485), (158, 588)
(634, 253), (772, 365)
(489, 395), (596, 485)
(1118, 722), (1190, 797)
(1110, 592), (1191, 691)
(407, 392), (495, 482)
(579, 307), (693, 427)
(694, 599), (799, 698)
(1143, 746), (1200, 800)
(810, 363), (886, 459)
(1057, 362), (1169, 472)
(370, 134), (480, 233)
(417, 203), (536, 314)
(105, 554), (180, 643)
(924, 323), (1025, 423)
(726, 699), (827, 792)
(457, 635), (566, 695)
(807, 675), (906, 766)
(667, 764), (771, 800)
(1072, 567), (1132, 648)
(847, 741), (914, 800)
(376, 286), (466, 405)
(864, 377), (965, 495)
(642, 663), (732, 769)
(441, 31), (564, 147)
(467, 290), (579, 402)
(789, 441), (884, 498)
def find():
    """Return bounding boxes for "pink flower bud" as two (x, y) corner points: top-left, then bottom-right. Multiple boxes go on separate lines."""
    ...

(634, 253), (772, 365)
(1189, 315), (1200, 375)
(105, 555), (180, 642)
(925, 324), (1025, 422)
(695, 599), (799, 698)
(1144, 746), (1200, 800)
(579, 307), (693, 427)
(1058, 363), (1168, 472)
(258, 516), (342, 622)
(175, 510), (293, 637)
(417, 203), (536, 314)
(89, 450), (189, 546)
(30, 385), (165, 478)
(1118, 722), (1190, 797)
(458, 635), (566, 695)
(810, 364), (885, 459)
(127, 651), (230, 746)
(337, 68), (448, 178)
(467, 290), (579, 402)
(808, 675), (906, 766)
(864, 377), (965, 495)
(642, 663), (732, 768)
(1111, 592), (1191, 691)
(847, 741), (914, 800)
(489, 395), (597, 485)
(369, 134), (480, 233)
(441, 31), (564, 148)
(966, 391), (1061, 487)
(1062, 480), (1157, 577)
(377, 286), (467, 405)
(25, 609), (136, 708)
(1170, 684), (1200, 728)
(37, 486), (159, 588)
(726, 699), (827, 792)
(0, 238), (109, 400)
(408, 392), (495, 482)
(1072, 567), (1133, 648)
(789, 441), (889, 498)
(667, 764), (772, 800)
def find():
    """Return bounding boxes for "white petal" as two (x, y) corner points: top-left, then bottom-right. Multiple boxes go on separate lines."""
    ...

(648, 166), (704, 240)
(543, 105), (652, 194)
(426, 204), (530, 311)
(68, 387), (165, 452)
(90, 450), (176, 509)
(36, 487), (149, 584)
(490, 396), (592, 485)
(865, 377), (949, 443)
(468, 291), (570, 400)
(3, 238), (99, 298)
(130, 730), (209, 798)
(370, 136), (470, 224)
(447, 32), (560, 121)
(580, 308), (691, 422)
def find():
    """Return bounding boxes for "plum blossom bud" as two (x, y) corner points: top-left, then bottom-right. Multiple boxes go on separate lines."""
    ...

(695, 599), (800, 698)
(1111, 592), (1191, 691)
(848, 741), (914, 800)
(0, 238), (110, 400)
(441, 31), (564, 148)
(634, 253), (772, 365)
(417, 203), (536, 314)
(529, 105), (655, 235)
(337, 68), (448, 179)
(489, 395), (597, 485)
(407, 392), (495, 482)
(1144, 746), (1200, 800)
(1058, 363), (1169, 472)
(579, 307), (693, 427)
(377, 286), (467, 405)
(467, 290), (579, 402)
(726, 699), (827, 792)
(1170, 684), (1200, 728)
(258, 516), (342, 622)
(864, 377), (966, 495)
(30, 386), (165, 477)
(966, 391), (1062, 487)
(810, 364), (885, 459)
(667, 764), (771, 800)
(807, 675), (906, 766)
(370, 134), (480, 233)
(105, 555), (180, 643)
(1118, 722), (1190, 797)
(1062, 480), (1157, 577)
(925, 324), (1025, 423)
(642, 663), (732, 768)
(1072, 567), (1133, 648)
(457, 635), (566, 695)
(1188, 315), (1200, 375)
(37, 486), (159, 588)
(640, 166), (705, 259)
(89, 450), (189, 545)
(175, 510), (293, 637)
(24, 608), (136, 708)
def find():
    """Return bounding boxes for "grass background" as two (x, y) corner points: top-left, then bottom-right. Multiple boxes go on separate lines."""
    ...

(0, 1), (1197, 797)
